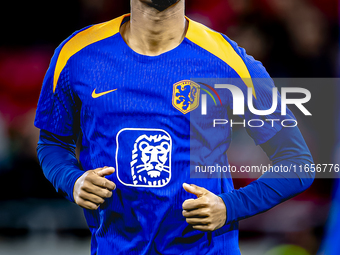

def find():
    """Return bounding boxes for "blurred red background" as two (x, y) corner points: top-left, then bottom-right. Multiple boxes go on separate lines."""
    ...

(0, 1), (338, 254)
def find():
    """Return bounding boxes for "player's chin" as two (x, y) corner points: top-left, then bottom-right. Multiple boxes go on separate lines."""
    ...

(143, 0), (181, 11)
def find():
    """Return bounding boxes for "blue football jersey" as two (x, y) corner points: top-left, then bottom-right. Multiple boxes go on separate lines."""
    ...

(35, 14), (292, 255)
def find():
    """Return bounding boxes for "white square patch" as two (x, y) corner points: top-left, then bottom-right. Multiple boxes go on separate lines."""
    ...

(116, 128), (172, 188)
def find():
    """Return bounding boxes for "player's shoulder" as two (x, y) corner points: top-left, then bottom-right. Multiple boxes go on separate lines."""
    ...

(185, 18), (244, 60)
(186, 18), (233, 49)
(49, 14), (128, 93)
(185, 18), (269, 79)
(55, 14), (128, 59)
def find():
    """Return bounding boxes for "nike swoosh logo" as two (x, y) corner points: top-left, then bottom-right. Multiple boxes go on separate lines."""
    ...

(92, 88), (117, 98)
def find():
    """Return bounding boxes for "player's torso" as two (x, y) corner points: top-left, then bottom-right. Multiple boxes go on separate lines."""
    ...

(68, 35), (239, 254)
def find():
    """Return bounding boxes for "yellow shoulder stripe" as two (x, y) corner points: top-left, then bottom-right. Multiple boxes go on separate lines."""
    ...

(53, 14), (129, 93)
(185, 18), (256, 98)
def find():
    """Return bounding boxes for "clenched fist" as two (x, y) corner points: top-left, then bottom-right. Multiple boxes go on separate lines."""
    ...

(73, 167), (116, 210)
(182, 183), (227, 232)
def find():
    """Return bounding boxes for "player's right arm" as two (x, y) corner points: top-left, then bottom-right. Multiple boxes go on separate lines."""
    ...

(34, 32), (115, 210)
(37, 130), (115, 210)
(73, 165), (116, 210)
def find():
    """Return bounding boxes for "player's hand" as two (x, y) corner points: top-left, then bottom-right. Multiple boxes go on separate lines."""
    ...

(182, 183), (227, 232)
(73, 167), (116, 210)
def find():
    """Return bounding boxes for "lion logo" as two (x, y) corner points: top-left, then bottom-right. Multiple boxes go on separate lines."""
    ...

(116, 128), (172, 188)
(130, 134), (171, 187)
(172, 80), (200, 114)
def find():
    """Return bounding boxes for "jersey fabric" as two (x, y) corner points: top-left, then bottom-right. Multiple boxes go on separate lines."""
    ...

(35, 14), (295, 255)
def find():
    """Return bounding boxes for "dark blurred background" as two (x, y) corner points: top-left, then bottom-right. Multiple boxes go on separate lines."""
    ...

(0, 0), (338, 254)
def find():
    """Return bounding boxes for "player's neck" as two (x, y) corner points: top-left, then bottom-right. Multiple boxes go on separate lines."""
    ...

(121, 0), (187, 56)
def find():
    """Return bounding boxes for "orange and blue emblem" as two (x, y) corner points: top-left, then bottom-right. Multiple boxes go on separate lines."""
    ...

(172, 80), (224, 114)
(172, 80), (200, 114)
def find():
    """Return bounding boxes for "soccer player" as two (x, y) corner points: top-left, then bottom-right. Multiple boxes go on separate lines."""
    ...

(35, 0), (315, 254)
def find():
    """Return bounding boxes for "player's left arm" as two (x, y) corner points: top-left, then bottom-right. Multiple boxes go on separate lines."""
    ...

(182, 35), (314, 231)
(182, 126), (314, 231)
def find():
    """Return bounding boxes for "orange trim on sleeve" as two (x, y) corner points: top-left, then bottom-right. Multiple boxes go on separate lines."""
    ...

(53, 14), (130, 93)
(185, 18), (256, 98)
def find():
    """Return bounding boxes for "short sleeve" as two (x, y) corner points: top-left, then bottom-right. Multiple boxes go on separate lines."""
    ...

(222, 35), (296, 145)
(34, 42), (80, 136)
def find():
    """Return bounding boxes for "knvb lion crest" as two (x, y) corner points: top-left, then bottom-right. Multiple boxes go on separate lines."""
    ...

(116, 128), (172, 188)
(131, 134), (171, 187)
(172, 80), (200, 114)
